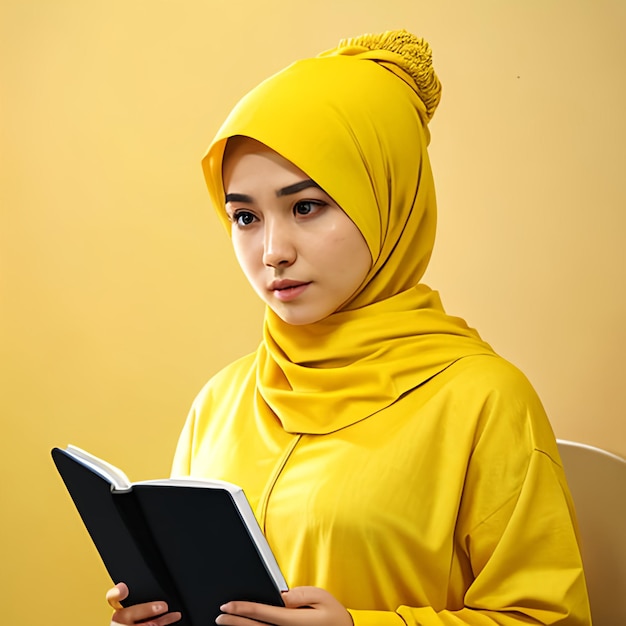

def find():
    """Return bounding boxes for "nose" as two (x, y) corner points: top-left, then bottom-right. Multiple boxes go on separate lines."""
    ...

(263, 218), (296, 268)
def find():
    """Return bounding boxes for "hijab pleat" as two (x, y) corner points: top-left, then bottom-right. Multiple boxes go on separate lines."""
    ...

(202, 31), (495, 435)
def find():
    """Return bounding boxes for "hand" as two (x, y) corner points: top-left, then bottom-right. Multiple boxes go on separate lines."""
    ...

(106, 582), (182, 626)
(215, 586), (353, 626)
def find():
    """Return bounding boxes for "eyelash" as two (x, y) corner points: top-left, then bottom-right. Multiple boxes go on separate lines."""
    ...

(230, 210), (257, 227)
(228, 200), (327, 227)
(293, 200), (326, 216)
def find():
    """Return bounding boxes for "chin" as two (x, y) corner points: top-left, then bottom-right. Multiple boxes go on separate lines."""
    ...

(271, 307), (330, 327)
(276, 315), (321, 326)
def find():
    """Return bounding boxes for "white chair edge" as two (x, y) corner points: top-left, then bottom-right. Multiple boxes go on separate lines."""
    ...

(556, 438), (626, 464)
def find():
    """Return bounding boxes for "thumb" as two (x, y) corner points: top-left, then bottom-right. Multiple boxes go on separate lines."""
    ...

(281, 586), (326, 608)
(106, 582), (129, 609)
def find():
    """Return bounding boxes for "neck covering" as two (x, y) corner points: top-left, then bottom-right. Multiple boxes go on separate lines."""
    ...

(202, 30), (495, 434)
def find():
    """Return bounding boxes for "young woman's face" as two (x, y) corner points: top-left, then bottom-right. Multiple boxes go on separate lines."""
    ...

(222, 137), (372, 326)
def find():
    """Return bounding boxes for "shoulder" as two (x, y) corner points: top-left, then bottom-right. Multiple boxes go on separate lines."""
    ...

(447, 353), (536, 394)
(444, 354), (559, 460)
(174, 351), (259, 472)
(191, 351), (258, 411)
(440, 354), (545, 419)
(172, 351), (261, 477)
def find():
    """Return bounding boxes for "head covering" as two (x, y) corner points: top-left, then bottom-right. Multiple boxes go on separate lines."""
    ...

(202, 30), (495, 434)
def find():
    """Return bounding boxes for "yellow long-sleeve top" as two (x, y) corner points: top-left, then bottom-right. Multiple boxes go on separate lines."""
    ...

(172, 350), (590, 625)
(191, 29), (591, 625)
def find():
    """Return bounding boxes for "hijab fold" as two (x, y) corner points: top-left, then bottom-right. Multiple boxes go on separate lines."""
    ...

(202, 30), (495, 435)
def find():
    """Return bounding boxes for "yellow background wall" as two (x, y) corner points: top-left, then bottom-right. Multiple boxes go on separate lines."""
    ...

(2, 1), (624, 624)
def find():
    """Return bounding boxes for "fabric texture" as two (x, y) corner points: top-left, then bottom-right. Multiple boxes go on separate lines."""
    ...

(201, 30), (495, 435)
(173, 354), (590, 625)
(184, 30), (591, 623)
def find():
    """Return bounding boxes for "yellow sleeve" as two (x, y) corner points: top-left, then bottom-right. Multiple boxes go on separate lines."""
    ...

(349, 450), (590, 625)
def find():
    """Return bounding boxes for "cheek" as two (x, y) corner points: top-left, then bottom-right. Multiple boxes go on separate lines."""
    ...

(231, 236), (260, 279)
(326, 228), (372, 277)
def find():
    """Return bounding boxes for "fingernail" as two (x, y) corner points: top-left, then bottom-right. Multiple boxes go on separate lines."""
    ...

(153, 603), (164, 613)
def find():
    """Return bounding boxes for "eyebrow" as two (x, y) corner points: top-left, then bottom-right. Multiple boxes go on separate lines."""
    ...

(225, 179), (321, 204)
(224, 192), (254, 204)
(276, 179), (321, 197)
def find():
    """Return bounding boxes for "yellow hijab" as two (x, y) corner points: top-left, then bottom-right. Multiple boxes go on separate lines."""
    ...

(202, 31), (495, 434)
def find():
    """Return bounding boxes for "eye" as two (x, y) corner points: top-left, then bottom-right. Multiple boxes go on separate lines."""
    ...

(293, 200), (325, 217)
(230, 210), (257, 227)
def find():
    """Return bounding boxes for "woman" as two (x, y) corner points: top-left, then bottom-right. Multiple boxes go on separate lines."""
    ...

(108, 30), (591, 625)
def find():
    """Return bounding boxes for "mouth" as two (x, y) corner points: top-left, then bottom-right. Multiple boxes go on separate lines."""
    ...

(269, 280), (311, 302)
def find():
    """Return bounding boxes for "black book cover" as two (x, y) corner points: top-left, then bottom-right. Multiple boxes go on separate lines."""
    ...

(51, 447), (285, 626)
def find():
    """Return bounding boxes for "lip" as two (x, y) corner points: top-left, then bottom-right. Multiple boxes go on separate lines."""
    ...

(269, 279), (311, 302)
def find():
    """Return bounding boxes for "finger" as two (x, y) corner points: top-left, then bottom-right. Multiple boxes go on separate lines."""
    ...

(112, 611), (182, 626)
(218, 588), (351, 626)
(281, 586), (327, 608)
(111, 610), (182, 626)
(158, 612), (183, 626)
(128, 610), (182, 626)
(106, 582), (129, 610)
(215, 613), (271, 626)
(218, 601), (305, 626)
(281, 588), (352, 626)
(110, 601), (178, 625)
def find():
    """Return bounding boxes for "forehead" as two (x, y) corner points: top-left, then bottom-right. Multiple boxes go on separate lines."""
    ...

(222, 136), (311, 191)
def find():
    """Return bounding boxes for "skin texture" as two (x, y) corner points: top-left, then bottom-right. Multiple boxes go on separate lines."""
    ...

(107, 583), (181, 626)
(222, 137), (372, 326)
(216, 587), (353, 626)
(107, 583), (354, 626)
(106, 138), (360, 625)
